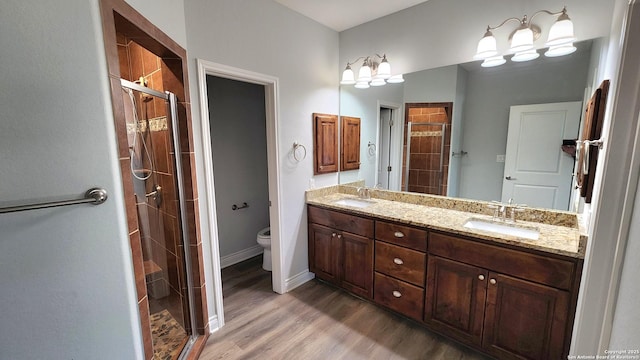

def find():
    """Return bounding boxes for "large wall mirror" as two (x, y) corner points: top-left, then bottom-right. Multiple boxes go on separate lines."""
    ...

(339, 38), (604, 212)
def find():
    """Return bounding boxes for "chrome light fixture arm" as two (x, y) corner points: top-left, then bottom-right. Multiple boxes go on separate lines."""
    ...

(485, 17), (523, 32)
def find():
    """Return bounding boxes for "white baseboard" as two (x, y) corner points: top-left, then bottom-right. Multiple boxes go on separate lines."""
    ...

(284, 269), (315, 292)
(220, 245), (263, 269)
(208, 314), (220, 333)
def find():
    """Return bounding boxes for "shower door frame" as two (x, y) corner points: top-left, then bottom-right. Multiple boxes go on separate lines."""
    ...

(404, 122), (447, 195)
(120, 79), (200, 358)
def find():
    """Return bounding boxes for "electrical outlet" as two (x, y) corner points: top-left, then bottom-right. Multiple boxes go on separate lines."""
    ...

(496, 155), (505, 163)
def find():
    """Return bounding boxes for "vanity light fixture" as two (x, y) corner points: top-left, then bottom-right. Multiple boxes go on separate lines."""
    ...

(340, 54), (404, 88)
(474, 6), (576, 67)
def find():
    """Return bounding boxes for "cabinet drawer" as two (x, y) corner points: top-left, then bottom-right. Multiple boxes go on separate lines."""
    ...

(308, 206), (374, 238)
(375, 241), (426, 287)
(429, 232), (576, 290)
(374, 272), (424, 320)
(375, 221), (427, 252)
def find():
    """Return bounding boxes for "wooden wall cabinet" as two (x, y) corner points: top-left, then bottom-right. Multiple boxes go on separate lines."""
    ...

(308, 206), (374, 298)
(312, 113), (338, 174)
(340, 116), (361, 171)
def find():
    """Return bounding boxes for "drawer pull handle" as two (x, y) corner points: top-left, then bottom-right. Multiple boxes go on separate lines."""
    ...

(392, 290), (402, 298)
(489, 278), (497, 285)
(394, 231), (405, 238)
(478, 275), (485, 281)
(393, 258), (404, 265)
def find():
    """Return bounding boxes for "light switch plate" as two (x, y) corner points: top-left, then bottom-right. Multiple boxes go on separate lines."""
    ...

(496, 154), (505, 163)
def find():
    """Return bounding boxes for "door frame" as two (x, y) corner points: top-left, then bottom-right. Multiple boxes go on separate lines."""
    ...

(196, 59), (284, 330)
(376, 101), (403, 191)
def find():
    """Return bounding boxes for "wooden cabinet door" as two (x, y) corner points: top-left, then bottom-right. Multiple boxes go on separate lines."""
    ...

(308, 223), (340, 284)
(424, 255), (487, 346)
(313, 113), (338, 174)
(341, 116), (361, 171)
(483, 272), (570, 360)
(340, 231), (373, 299)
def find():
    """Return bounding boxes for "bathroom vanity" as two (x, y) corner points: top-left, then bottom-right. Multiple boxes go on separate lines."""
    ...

(306, 186), (586, 360)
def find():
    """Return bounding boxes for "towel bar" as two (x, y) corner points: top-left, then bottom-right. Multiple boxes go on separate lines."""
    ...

(0, 188), (108, 214)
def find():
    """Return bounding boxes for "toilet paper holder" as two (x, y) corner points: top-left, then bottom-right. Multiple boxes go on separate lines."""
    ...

(232, 202), (249, 210)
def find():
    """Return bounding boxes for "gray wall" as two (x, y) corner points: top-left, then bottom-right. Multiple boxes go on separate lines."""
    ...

(458, 51), (590, 202)
(207, 76), (270, 259)
(184, 0), (339, 294)
(0, 0), (151, 358)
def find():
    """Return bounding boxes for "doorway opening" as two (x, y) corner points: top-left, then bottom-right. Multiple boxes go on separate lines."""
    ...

(375, 102), (403, 191)
(402, 103), (453, 196)
(206, 75), (271, 275)
(196, 59), (283, 331)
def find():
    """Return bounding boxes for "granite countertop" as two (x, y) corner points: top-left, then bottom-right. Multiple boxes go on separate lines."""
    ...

(306, 186), (587, 259)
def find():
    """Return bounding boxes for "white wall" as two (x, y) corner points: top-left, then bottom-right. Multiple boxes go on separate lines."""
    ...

(0, 0), (145, 358)
(183, 0), (339, 301)
(608, 175), (640, 349)
(207, 76), (270, 259)
(125, 0), (188, 47)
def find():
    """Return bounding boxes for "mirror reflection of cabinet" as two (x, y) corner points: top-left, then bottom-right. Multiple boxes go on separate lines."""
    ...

(313, 113), (338, 174)
(341, 116), (361, 171)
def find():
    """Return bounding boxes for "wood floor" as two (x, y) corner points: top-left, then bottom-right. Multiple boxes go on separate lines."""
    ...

(199, 256), (491, 360)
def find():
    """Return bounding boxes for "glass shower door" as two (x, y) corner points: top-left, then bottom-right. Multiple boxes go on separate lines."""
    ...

(121, 80), (197, 360)
(403, 122), (446, 195)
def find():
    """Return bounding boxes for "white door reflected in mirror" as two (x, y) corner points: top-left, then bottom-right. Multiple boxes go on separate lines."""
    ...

(501, 101), (582, 211)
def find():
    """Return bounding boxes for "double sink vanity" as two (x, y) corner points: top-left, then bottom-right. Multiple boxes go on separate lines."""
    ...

(306, 184), (587, 360)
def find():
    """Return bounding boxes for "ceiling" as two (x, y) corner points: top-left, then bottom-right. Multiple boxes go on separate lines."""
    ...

(274, 0), (431, 32)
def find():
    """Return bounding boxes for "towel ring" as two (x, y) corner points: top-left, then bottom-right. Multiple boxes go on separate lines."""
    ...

(368, 142), (376, 156)
(293, 142), (307, 162)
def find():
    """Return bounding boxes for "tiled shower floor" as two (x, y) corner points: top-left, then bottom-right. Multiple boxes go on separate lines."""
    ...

(150, 309), (187, 360)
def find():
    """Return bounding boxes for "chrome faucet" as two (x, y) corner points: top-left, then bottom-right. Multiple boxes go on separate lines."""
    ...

(487, 198), (525, 222)
(357, 187), (371, 199)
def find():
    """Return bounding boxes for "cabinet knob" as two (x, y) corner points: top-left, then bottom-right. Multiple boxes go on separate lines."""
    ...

(478, 274), (485, 281)
(392, 290), (402, 298)
(394, 231), (405, 238)
(337, 234), (342, 239)
(332, 233), (337, 237)
(489, 278), (497, 285)
(393, 258), (404, 265)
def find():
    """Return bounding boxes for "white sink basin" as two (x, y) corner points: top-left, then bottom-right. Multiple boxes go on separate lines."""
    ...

(463, 218), (540, 240)
(333, 198), (375, 208)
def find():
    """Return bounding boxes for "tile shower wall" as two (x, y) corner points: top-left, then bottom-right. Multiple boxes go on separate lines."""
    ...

(402, 107), (451, 195)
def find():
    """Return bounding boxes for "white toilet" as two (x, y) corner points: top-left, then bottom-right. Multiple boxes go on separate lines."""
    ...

(256, 227), (272, 271)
